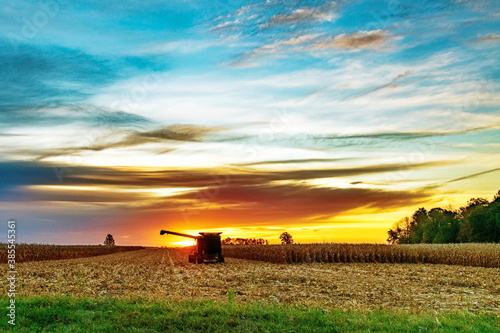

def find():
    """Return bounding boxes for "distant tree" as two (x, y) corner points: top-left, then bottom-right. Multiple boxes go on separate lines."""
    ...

(429, 208), (460, 244)
(279, 232), (293, 244)
(457, 218), (472, 243)
(387, 228), (400, 245)
(493, 190), (500, 204)
(409, 208), (429, 243)
(459, 198), (489, 218)
(491, 201), (500, 243)
(387, 217), (412, 244)
(468, 203), (499, 242)
(104, 234), (115, 246)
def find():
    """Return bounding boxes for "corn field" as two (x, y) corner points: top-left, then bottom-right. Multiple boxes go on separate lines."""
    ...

(3, 248), (499, 313)
(0, 244), (144, 263)
(223, 243), (500, 268)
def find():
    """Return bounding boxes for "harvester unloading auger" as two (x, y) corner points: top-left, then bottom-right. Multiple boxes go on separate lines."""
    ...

(160, 230), (224, 263)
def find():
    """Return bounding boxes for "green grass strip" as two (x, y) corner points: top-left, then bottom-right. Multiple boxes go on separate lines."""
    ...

(1, 296), (499, 332)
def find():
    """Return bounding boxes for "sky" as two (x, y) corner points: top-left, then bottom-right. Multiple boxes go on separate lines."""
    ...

(1, 0), (499, 246)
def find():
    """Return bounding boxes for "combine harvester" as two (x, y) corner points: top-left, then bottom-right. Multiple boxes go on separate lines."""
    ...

(160, 230), (224, 264)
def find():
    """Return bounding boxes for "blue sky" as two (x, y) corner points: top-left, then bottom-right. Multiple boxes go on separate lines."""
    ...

(1, 0), (499, 245)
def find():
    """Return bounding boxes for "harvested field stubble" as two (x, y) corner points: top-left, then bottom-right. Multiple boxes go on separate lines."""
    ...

(0, 244), (144, 263)
(222, 243), (500, 268)
(2, 248), (499, 313)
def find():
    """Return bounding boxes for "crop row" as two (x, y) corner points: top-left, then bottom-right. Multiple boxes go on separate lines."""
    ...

(223, 243), (500, 268)
(0, 244), (145, 263)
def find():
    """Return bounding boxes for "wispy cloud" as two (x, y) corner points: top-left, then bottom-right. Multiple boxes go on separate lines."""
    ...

(128, 124), (225, 143)
(212, 125), (500, 151)
(0, 37), (167, 134)
(212, 0), (339, 33)
(0, 41), (114, 113)
(307, 30), (399, 50)
(474, 33), (500, 44)
(441, 168), (500, 185)
(314, 125), (500, 141)
(266, 1), (338, 27)
(212, 1), (349, 67)
(235, 158), (355, 166)
(0, 159), (449, 192)
(229, 30), (399, 67)
(33, 124), (225, 161)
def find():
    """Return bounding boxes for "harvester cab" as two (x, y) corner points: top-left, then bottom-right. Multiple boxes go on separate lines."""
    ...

(159, 230), (224, 264)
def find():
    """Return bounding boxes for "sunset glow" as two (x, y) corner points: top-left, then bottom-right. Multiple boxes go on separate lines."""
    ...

(1, 1), (499, 247)
(173, 240), (197, 248)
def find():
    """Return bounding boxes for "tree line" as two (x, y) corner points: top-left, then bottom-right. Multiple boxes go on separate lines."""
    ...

(387, 190), (500, 244)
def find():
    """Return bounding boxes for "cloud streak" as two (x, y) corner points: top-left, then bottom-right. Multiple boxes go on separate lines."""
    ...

(235, 158), (355, 166)
(229, 30), (398, 67)
(307, 30), (398, 50)
(442, 168), (500, 185)
(0, 159), (449, 195)
(266, 1), (338, 27)
(474, 33), (500, 44)
(32, 124), (225, 161)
